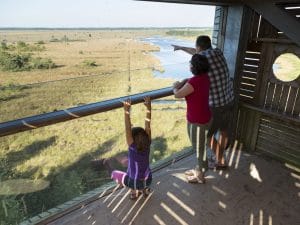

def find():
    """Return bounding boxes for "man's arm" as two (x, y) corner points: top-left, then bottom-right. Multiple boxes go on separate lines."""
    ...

(172, 45), (196, 55)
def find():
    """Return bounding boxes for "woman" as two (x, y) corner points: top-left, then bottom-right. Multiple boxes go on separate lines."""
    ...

(173, 54), (211, 183)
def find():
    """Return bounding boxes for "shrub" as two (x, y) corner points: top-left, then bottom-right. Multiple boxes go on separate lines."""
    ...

(32, 57), (56, 69)
(0, 51), (31, 71)
(36, 40), (45, 45)
(15, 41), (45, 52)
(82, 60), (97, 67)
(17, 41), (27, 49)
(1, 41), (8, 50)
(79, 50), (83, 54)
(0, 51), (56, 71)
(49, 38), (60, 42)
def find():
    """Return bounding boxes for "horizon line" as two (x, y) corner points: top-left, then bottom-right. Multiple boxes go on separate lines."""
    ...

(0, 26), (213, 30)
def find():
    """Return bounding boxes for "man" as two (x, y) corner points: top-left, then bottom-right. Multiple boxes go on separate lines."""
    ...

(173, 35), (234, 169)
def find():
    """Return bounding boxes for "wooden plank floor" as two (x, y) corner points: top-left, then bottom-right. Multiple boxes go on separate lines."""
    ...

(48, 144), (300, 225)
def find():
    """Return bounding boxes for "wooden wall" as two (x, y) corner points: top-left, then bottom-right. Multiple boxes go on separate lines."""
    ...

(233, 10), (300, 167)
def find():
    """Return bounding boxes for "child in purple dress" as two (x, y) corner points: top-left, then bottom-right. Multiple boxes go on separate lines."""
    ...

(111, 97), (152, 199)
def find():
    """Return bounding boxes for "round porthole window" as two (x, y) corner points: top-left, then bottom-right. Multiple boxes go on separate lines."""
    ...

(272, 53), (300, 82)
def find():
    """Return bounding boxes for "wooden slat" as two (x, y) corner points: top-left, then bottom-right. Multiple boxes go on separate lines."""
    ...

(244, 58), (260, 66)
(242, 103), (300, 124)
(257, 135), (300, 158)
(245, 52), (261, 59)
(277, 85), (290, 113)
(271, 83), (283, 111)
(264, 82), (276, 109)
(239, 108), (247, 142)
(293, 88), (300, 116)
(259, 126), (300, 150)
(256, 143), (300, 167)
(240, 82), (255, 90)
(277, 3), (300, 8)
(244, 110), (257, 149)
(260, 117), (300, 136)
(243, 64), (259, 73)
(239, 96), (254, 103)
(249, 112), (261, 152)
(285, 86), (298, 115)
(284, 8), (300, 17)
(240, 88), (255, 97)
(247, 2), (300, 46)
(240, 76), (257, 85)
(254, 38), (294, 44)
(257, 135), (300, 159)
(249, 12), (261, 40)
(242, 71), (258, 79)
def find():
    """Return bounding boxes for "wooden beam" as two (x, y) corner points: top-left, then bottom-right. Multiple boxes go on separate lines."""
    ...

(254, 38), (294, 44)
(246, 1), (300, 46)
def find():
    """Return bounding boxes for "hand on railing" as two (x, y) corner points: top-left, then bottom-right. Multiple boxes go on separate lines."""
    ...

(123, 99), (131, 114)
(144, 96), (151, 110)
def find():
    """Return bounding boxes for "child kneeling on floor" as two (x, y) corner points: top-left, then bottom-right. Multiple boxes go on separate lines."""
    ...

(111, 97), (152, 200)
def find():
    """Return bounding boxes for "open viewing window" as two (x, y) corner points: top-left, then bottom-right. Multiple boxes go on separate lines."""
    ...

(272, 53), (300, 82)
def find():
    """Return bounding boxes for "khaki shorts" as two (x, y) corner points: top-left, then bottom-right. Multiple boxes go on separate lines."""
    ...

(207, 102), (234, 138)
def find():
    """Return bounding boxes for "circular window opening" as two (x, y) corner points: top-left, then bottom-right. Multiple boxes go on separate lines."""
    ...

(273, 53), (300, 82)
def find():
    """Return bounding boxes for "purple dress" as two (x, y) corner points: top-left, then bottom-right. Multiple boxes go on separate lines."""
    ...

(124, 143), (152, 190)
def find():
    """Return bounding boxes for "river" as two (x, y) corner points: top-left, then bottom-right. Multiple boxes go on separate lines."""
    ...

(141, 36), (194, 80)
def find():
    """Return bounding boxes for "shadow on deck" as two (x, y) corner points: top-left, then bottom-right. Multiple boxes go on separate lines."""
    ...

(47, 144), (300, 225)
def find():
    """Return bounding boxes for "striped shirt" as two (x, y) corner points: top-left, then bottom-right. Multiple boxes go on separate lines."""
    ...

(127, 143), (151, 181)
(199, 48), (234, 107)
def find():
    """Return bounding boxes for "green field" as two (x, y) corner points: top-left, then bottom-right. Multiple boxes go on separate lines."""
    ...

(273, 53), (300, 82)
(0, 28), (211, 224)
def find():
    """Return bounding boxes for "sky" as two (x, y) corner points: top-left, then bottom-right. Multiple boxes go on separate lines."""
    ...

(0, 0), (215, 28)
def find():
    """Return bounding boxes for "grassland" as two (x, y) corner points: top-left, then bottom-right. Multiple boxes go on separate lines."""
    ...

(273, 53), (300, 82)
(0, 28), (210, 224)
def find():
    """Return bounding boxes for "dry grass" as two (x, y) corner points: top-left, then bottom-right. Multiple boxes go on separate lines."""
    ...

(0, 29), (193, 222)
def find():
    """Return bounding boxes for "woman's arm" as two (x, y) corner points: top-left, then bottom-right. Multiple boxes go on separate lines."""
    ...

(172, 45), (196, 55)
(123, 99), (133, 145)
(173, 82), (194, 98)
(144, 96), (151, 140)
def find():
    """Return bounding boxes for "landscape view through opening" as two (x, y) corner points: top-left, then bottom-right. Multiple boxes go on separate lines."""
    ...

(0, 1), (215, 224)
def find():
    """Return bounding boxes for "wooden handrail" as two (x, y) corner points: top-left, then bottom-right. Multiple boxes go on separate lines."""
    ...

(0, 87), (174, 137)
(241, 103), (300, 123)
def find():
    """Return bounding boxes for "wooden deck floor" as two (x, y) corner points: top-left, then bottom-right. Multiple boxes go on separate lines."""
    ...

(48, 146), (300, 225)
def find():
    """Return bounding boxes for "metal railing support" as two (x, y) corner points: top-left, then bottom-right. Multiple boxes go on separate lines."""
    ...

(0, 87), (174, 137)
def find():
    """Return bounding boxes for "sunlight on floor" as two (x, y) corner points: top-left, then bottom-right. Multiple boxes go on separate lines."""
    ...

(249, 163), (262, 182)
(153, 214), (167, 225)
(167, 191), (195, 216)
(249, 210), (273, 225)
(160, 202), (189, 225)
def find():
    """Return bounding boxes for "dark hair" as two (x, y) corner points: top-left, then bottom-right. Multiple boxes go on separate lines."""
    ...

(131, 127), (150, 152)
(196, 35), (212, 50)
(190, 54), (210, 75)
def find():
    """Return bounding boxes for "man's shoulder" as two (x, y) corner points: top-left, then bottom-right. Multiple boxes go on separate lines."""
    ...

(200, 47), (223, 57)
(208, 47), (223, 54)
